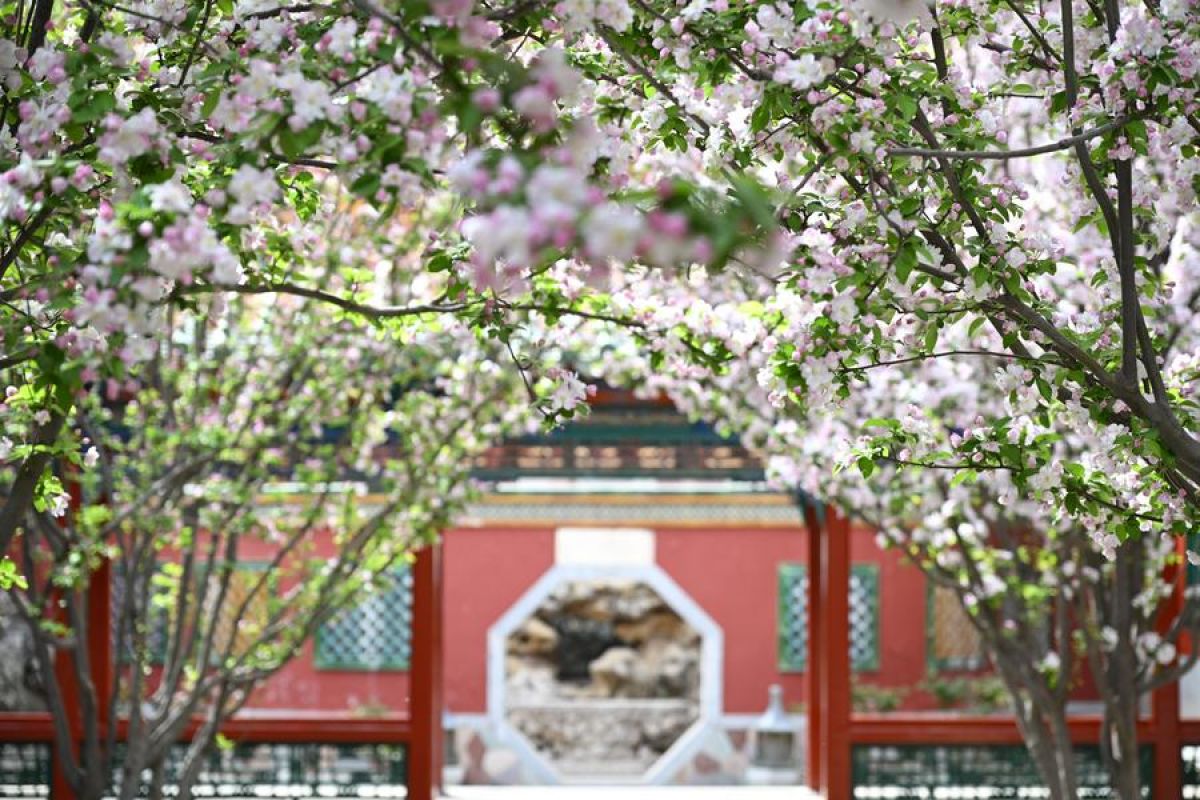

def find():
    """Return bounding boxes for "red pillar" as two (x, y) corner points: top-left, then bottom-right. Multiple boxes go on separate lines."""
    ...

(408, 542), (444, 800)
(50, 582), (79, 800)
(89, 558), (113, 732)
(49, 558), (112, 799)
(819, 505), (852, 799)
(1153, 679), (1181, 799)
(802, 502), (823, 790)
(1151, 536), (1185, 799)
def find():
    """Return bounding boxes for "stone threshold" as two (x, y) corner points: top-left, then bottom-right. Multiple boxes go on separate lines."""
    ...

(444, 787), (819, 799)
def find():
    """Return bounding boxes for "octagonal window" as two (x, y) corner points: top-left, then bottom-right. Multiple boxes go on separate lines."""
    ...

(504, 579), (701, 779)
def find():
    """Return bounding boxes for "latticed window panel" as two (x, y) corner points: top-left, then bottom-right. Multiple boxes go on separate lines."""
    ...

(208, 567), (274, 659)
(848, 565), (880, 671)
(778, 564), (809, 671)
(112, 563), (272, 665)
(853, 744), (1151, 798)
(777, 563), (880, 672)
(315, 568), (412, 671)
(927, 584), (986, 671)
(0, 743), (51, 798)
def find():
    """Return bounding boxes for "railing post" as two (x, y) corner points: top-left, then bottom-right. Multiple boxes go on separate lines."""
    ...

(50, 585), (78, 800)
(820, 505), (852, 799)
(1153, 678), (1182, 798)
(409, 542), (444, 800)
(802, 500), (823, 790)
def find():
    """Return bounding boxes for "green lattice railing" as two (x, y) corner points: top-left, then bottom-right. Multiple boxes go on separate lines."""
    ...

(853, 744), (1152, 798)
(777, 563), (879, 672)
(0, 743), (50, 798)
(108, 742), (406, 797)
(1180, 744), (1200, 797)
(7, 738), (1200, 795)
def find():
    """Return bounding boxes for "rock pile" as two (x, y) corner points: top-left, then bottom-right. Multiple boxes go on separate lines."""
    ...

(504, 580), (701, 774)
(0, 594), (45, 712)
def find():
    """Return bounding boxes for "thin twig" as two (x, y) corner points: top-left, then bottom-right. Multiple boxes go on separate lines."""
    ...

(889, 118), (1127, 160)
(172, 281), (471, 318)
(177, 0), (215, 88)
(840, 349), (1047, 373)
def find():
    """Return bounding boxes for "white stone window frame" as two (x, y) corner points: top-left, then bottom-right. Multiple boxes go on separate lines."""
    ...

(486, 551), (724, 784)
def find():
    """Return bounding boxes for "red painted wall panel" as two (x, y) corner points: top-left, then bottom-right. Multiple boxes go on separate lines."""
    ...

(654, 526), (809, 713)
(243, 518), (1079, 717)
(249, 649), (413, 713)
(851, 525), (933, 706)
(442, 526), (556, 713)
(236, 527), (414, 714)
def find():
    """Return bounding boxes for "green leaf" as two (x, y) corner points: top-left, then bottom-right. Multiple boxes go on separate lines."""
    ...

(202, 90), (221, 119)
(71, 90), (116, 123)
(350, 172), (381, 197)
(895, 240), (918, 284)
(0, 558), (26, 590)
(729, 174), (776, 231)
(950, 469), (978, 487)
(924, 323), (939, 352)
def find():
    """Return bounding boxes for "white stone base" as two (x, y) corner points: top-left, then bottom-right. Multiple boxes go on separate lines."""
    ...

(743, 767), (801, 786)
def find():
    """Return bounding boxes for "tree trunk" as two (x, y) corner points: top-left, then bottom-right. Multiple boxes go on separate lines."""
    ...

(146, 753), (169, 800)
(1103, 544), (1143, 799)
(1024, 713), (1078, 800)
(116, 736), (151, 800)
(174, 733), (217, 800)
(999, 665), (1078, 800)
(1046, 709), (1080, 800)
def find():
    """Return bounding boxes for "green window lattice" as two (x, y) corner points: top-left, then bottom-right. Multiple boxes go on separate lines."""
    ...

(113, 562), (274, 666)
(1189, 532), (1199, 587)
(315, 568), (412, 671)
(925, 583), (986, 672)
(777, 562), (880, 672)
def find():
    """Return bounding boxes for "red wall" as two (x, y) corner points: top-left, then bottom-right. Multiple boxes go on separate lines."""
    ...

(852, 525), (936, 707)
(249, 650), (412, 713)
(436, 523), (934, 715)
(237, 530), (414, 714)
(442, 525), (556, 712)
(235, 521), (974, 716)
(161, 520), (1095, 716)
(655, 526), (807, 713)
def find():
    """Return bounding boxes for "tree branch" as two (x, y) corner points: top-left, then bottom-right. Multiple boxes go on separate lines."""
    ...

(840, 349), (1048, 373)
(889, 118), (1127, 160)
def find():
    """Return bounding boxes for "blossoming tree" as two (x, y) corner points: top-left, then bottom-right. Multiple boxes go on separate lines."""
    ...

(536, 0), (1200, 787)
(9, 291), (532, 800)
(0, 0), (769, 590)
(581, 267), (1191, 797)
(2, 0), (1200, 795)
(482, 5), (1200, 795)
